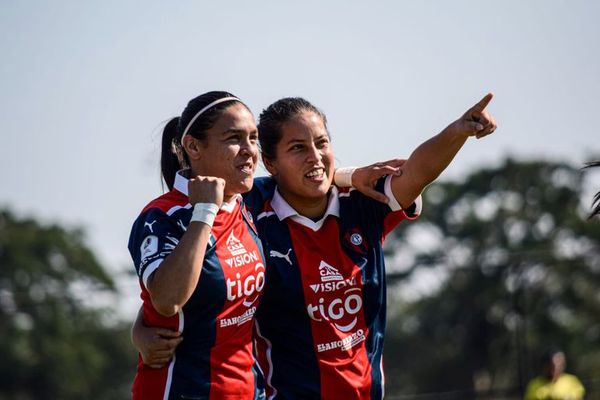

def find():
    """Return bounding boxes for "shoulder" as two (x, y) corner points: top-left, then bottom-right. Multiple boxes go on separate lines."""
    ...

(141, 190), (189, 215)
(243, 176), (276, 216)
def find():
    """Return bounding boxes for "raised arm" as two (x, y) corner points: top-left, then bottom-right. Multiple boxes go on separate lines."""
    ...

(147, 176), (224, 316)
(392, 93), (497, 208)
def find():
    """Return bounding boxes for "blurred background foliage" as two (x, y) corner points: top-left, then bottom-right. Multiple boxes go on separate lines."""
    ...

(1, 158), (598, 399)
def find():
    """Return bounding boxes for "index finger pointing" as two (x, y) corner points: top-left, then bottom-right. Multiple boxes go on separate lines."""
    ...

(471, 92), (494, 114)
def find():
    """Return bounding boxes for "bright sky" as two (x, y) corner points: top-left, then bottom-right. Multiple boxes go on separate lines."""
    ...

(1, 1), (598, 318)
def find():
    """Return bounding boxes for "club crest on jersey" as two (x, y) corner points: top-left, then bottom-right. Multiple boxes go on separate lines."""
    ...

(140, 235), (158, 262)
(350, 233), (362, 245)
(319, 261), (343, 282)
(344, 228), (368, 254)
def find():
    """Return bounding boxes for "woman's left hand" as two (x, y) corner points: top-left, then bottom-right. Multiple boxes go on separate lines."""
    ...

(352, 159), (406, 204)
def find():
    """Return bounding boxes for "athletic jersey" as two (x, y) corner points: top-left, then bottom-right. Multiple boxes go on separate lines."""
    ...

(244, 176), (421, 400)
(524, 373), (585, 400)
(128, 170), (266, 400)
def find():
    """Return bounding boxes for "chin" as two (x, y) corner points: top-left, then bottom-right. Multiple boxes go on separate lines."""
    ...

(238, 178), (254, 193)
(307, 184), (330, 199)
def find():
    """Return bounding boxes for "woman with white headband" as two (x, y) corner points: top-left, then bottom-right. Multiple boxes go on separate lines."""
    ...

(134, 92), (497, 399)
(127, 91), (267, 399)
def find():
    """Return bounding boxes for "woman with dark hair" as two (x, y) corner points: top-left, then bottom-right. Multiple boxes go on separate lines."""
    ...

(134, 93), (497, 399)
(128, 91), (266, 399)
(245, 94), (496, 399)
(524, 349), (584, 400)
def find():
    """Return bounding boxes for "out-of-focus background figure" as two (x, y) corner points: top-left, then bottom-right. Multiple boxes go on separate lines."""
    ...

(524, 350), (585, 400)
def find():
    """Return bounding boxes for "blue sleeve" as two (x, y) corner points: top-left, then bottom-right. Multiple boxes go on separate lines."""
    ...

(127, 208), (183, 288)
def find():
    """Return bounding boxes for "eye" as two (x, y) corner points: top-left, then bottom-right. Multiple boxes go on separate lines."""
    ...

(316, 138), (330, 149)
(289, 144), (304, 152)
(226, 134), (241, 142)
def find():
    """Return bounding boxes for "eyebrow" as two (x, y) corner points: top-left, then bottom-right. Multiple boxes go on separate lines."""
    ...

(285, 133), (329, 146)
(221, 128), (258, 135)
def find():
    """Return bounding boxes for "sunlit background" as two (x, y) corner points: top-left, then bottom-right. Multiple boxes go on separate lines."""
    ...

(1, 1), (599, 399)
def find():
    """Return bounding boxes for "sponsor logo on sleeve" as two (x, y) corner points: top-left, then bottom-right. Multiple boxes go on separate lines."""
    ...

(140, 235), (159, 262)
(144, 220), (157, 233)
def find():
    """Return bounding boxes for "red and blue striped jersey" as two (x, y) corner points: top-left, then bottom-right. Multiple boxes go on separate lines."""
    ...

(128, 171), (266, 400)
(244, 176), (421, 400)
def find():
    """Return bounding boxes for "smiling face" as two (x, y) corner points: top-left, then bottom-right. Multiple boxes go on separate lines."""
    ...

(263, 110), (335, 217)
(186, 103), (259, 199)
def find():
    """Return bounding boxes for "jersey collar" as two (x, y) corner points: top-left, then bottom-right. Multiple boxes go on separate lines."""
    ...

(270, 186), (340, 231)
(173, 169), (240, 213)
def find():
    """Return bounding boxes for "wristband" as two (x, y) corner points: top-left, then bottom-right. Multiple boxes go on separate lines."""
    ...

(334, 167), (357, 188)
(190, 203), (219, 227)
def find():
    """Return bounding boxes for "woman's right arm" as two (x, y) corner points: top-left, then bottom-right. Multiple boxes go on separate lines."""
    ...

(147, 176), (225, 316)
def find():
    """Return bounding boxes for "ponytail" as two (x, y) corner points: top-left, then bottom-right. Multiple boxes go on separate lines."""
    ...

(160, 117), (183, 190)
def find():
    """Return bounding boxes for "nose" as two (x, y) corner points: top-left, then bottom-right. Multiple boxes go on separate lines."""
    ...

(240, 136), (258, 158)
(306, 142), (322, 163)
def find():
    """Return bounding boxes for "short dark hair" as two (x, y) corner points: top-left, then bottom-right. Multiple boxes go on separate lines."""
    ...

(540, 348), (563, 367)
(160, 91), (247, 190)
(257, 97), (328, 161)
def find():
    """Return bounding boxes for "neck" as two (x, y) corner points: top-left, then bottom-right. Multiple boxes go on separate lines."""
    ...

(223, 194), (235, 204)
(278, 188), (330, 219)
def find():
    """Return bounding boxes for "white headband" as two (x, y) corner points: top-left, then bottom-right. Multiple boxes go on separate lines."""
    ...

(180, 96), (240, 145)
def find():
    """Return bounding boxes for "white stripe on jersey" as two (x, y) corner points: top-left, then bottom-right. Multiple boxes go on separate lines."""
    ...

(255, 321), (278, 400)
(162, 309), (183, 400)
(380, 355), (385, 400)
(163, 355), (175, 400)
(167, 203), (192, 216)
(142, 259), (163, 289)
(257, 211), (276, 221)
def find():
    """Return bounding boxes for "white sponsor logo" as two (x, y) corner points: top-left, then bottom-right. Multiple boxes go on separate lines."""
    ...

(307, 287), (363, 332)
(319, 261), (343, 282)
(310, 277), (356, 293)
(225, 250), (259, 268)
(270, 248), (292, 266)
(350, 233), (363, 246)
(219, 306), (257, 328)
(317, 329), (366, 353)
(226, 262), (266, 304)
(226, 232), (247, 256)
(144, 220), (157, 233)
(140, 236), (158, 261)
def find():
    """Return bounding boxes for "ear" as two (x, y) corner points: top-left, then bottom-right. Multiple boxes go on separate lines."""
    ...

(262, 155), (278, 176)
(182, 136), (204, 161)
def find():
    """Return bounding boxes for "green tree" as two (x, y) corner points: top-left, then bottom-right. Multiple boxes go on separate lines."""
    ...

(0, 210), (136, 399)
(383, 159), (600, 399)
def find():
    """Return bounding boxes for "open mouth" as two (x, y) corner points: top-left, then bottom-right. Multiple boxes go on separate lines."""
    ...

(305, 167), (325, 181)
(237, 162), (254, 175)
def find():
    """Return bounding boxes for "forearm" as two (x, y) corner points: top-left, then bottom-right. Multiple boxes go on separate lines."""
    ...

(390, 93), (496, 208)
(394, 122), (468, 207)
(407, 123), (467, 186)
(147, 221), (212, 316)
(131, 306), (145, 350)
